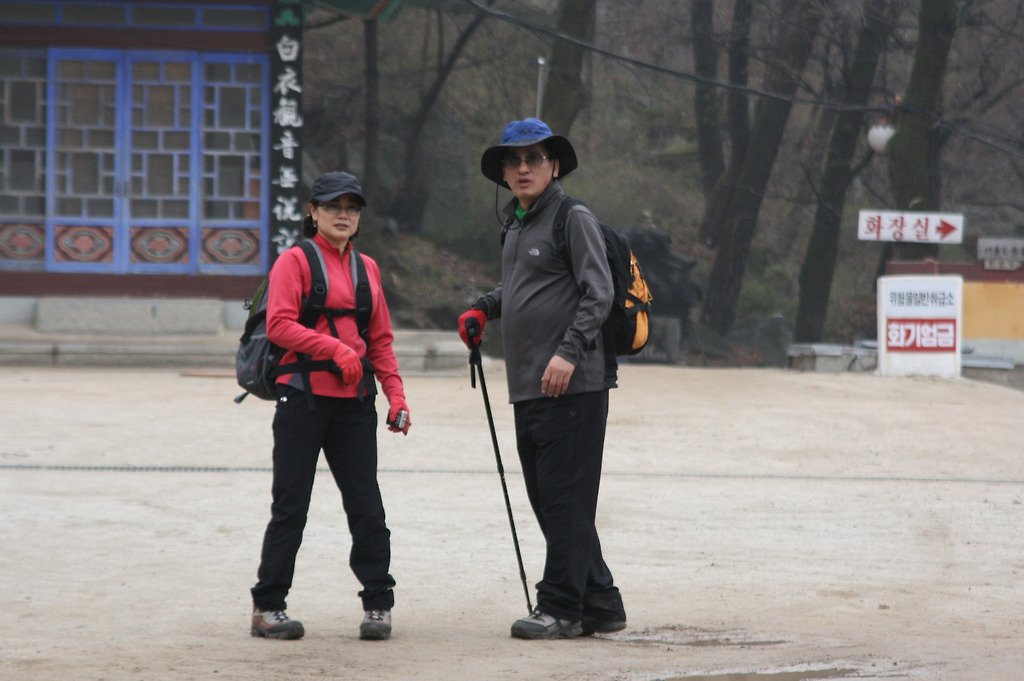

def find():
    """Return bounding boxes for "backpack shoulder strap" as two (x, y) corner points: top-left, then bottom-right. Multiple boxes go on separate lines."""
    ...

(297, 239), (329, 329)
(553, 196), (585, 269)
(276, 240), (334, 408)
(349, 248), (372, 342)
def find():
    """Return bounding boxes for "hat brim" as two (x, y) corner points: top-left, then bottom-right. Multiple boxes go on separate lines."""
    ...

(311, 190), (367, 206)
(480, 135), (578, 187)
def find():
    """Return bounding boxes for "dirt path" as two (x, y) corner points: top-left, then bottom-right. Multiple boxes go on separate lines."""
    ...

(2, 364), (1022, 680)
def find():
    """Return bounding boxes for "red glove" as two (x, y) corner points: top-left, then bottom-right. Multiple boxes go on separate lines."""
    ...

(387, 397), (411, 435)
(458, 308), (487, 348)
(331, 342), (363, 385)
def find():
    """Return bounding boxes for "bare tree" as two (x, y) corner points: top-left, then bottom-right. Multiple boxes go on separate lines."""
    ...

(793, 0), (896, 342)
(696, 0), (753, 247)
(690, 0), (725, 200)
(698, 0), (830, 336)
(363, 19), (380, 201)
(885, 0), (957, 262)
(540, 0), (597, 135)
(392, 5), (493, 233)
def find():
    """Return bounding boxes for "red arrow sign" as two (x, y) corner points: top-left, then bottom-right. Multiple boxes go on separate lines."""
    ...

(858, 210), (964, 244)
(936, 220), (957, 239)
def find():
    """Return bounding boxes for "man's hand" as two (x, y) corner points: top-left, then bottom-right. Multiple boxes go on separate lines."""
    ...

(541, 355), (575, 398)
(458, 309), (487, 348)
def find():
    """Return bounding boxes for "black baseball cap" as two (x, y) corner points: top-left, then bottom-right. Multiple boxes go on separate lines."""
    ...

(310, 171), (366, 206)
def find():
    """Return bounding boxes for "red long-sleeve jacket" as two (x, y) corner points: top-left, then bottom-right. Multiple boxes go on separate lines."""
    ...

(266, 233), (404, 403)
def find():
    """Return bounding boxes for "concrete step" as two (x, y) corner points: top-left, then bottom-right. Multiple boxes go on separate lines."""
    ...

(36, 297), (226, 335)
(0, 295), (476, 372)
(0, 323), (475, 373)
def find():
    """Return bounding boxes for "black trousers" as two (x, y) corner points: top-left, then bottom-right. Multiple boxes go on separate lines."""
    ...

(513, 389), (619, 621)
(251, 387), (395, 612)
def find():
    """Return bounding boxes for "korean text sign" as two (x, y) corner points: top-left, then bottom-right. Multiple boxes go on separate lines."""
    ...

(876, 275), (962, 378)
(858, 210), (963, 244)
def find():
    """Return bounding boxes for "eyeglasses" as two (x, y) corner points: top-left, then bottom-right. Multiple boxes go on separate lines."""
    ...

(501, 152), (549, 170)
(317, 202), (362, 217)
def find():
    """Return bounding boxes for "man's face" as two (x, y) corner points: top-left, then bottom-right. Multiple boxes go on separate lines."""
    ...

(500, 143), (560, 209)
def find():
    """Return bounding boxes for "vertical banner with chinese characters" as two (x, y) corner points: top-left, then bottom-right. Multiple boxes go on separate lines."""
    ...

(268, 0), (304, 265)
(877, 275), (963, 378)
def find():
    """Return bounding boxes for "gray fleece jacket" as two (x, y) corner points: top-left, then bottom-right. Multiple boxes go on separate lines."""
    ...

(475, 181), (613, 403)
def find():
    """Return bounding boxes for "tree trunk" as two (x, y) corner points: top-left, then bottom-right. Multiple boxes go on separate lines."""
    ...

(793, 0), (896, 343)
(540, 0), (597, 136)
(697, 0), (753, 247)
(363, 19), (379, 201)
(700, 0), (827, 336)
(690, 0), (724, 201)
(887, 0), (957, 261)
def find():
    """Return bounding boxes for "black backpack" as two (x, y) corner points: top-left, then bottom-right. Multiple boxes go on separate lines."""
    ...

(234, 239), (373, 404)
(552, 198), (653, 358)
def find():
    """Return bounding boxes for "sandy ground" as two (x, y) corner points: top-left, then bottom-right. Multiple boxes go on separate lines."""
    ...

(1, 362), (1023, 681)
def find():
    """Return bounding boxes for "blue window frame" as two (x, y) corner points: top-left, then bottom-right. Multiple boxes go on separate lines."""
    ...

(31, 47), (269, 274)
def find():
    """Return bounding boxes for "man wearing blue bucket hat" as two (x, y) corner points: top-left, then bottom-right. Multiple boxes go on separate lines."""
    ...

(459, 118), (627, 640)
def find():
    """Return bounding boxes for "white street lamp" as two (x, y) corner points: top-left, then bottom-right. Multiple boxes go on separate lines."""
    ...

(867, 122), (896, 153)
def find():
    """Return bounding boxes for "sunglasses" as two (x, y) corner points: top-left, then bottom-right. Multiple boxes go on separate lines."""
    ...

(317, 202), (362, 217)
(501, 152), (550, 170)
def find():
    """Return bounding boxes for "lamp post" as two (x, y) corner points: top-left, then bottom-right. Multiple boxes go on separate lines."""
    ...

(535, 57), (547, 119)
(867, 110), (900, 274)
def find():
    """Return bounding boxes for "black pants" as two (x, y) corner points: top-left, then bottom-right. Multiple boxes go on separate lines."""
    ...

(514, 389), (619, 621)
(251, 387), (395, 612)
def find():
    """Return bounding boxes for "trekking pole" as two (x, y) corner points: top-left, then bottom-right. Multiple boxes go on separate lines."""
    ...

(465, 319), (534, 615)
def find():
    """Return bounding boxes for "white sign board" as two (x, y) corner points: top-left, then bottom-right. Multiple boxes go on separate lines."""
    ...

(978, 237), (1024, 262)
(876, 275), (962, 378)
(858, 210), (963, 244)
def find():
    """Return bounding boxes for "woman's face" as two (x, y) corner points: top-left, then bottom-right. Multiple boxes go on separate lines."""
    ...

(311, 194), (362, 248)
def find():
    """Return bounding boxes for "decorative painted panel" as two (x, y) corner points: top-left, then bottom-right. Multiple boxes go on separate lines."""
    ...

(131, 226), (190, 264)
(0, 223), (46, 262)
(202, 227), (260, 266)
(53, 224), (115, 263)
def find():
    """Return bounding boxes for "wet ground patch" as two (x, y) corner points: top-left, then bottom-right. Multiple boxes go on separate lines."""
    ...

(602, 625), (787, 649)
(657, 669), (856, 681)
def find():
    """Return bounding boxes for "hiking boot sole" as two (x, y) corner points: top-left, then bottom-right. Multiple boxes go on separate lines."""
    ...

(251, 623), (305, 640)
(359, 626), (392, 641)
(510, 620), (583, 640)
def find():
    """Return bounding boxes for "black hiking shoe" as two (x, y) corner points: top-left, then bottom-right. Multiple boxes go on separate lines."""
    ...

(510, 609), (582, 640)
(251, 608), (304, 640)
(580, 590), (627, 636)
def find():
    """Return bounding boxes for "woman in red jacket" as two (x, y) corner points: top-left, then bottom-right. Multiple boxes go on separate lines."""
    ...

(250, 171), (410, 642)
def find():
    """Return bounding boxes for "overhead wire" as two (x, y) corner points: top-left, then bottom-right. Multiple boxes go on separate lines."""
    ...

(459, 0), (1024, 160)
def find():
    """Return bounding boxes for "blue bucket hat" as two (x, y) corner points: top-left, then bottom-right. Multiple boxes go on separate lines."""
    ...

(310, 171), (366, 206)
(480, 118), (578, 188)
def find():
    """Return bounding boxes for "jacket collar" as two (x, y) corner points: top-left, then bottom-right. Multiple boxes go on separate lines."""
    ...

(312, 231), (353, 257)
(502, 179), (566, 223)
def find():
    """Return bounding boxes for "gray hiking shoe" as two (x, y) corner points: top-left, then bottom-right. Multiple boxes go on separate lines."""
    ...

(359, 609), (392, 640)
(251, 608), (304, 640)
(510, 609), (582, 640)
